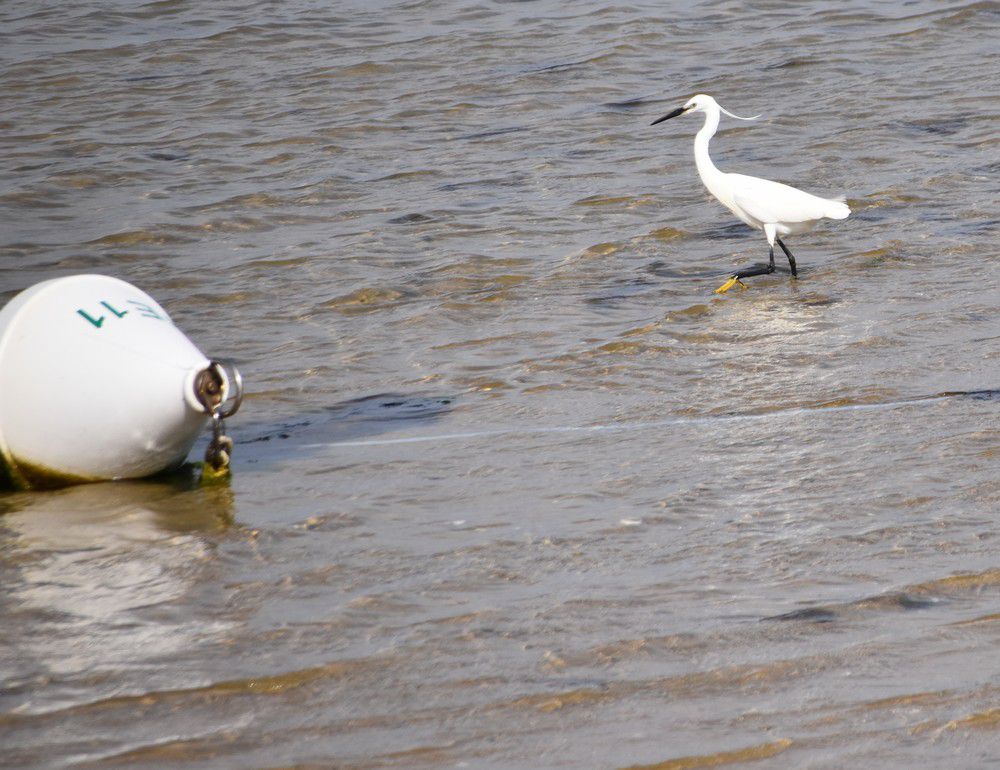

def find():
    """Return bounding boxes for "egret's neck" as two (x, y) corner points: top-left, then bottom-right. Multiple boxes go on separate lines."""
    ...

(693, 108), (725, 190)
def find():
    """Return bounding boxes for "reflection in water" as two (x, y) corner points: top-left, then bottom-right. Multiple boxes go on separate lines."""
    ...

(0, 481), (235, 715)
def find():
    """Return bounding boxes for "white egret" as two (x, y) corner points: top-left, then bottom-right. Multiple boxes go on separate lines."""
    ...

(651, 94), (850, 293)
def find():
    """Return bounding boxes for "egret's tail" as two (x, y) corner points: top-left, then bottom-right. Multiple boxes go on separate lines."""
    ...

(826, 196), (850, 220)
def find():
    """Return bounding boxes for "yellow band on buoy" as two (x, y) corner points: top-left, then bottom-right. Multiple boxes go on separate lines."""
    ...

(199, 460), (231, 486)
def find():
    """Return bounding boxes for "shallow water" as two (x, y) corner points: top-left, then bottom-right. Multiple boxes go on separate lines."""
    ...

(2, 0), (999, 767)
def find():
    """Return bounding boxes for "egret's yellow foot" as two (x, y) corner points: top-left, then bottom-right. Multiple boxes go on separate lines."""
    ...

(714, 276), (746, 294)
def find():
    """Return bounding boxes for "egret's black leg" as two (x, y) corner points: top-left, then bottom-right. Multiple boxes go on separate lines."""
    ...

(733, 246), (776, 279)
(715, 248), (774, 293)
(732, 262), (775, 280)
(775, 237), (797, 277)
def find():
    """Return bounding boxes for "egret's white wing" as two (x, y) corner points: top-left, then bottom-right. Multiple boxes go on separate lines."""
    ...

(729, 174), (837, 225)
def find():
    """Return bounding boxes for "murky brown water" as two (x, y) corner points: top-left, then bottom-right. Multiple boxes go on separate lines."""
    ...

(2, 1), (999, 767)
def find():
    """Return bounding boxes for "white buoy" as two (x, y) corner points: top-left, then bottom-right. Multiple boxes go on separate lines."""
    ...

(0, 274), (241, 490)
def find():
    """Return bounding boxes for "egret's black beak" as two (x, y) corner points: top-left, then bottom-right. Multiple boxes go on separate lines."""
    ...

(651, 106), (687, 126)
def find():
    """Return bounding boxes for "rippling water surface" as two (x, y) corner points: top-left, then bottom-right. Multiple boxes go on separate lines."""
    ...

(2, 1), (999, 767)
